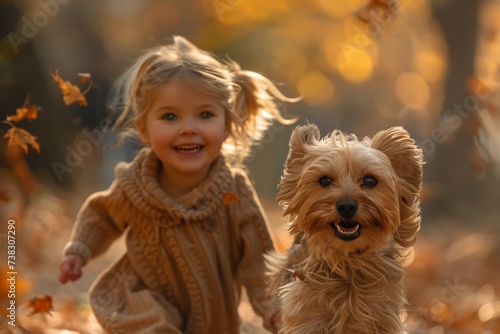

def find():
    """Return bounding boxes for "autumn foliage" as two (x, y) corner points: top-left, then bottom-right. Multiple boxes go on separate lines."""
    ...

(1, 71), (92, 154)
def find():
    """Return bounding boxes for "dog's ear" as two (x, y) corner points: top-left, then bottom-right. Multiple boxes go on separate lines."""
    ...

(287, 123), (321, 162)
(277, 124), (321, 211)
(372, 126), (424, 247)
(371, 126), (424, 203)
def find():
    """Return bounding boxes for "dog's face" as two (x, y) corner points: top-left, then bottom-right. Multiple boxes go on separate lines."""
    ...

(278, 124), (423, 259)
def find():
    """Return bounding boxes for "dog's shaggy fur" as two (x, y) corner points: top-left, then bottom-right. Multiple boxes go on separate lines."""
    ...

(267, 124), (423, 334)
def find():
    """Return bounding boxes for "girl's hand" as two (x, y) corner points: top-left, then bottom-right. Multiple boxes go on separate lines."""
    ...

(59, 254), (85, 284)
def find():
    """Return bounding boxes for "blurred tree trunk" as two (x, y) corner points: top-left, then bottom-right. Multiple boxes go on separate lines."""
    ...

(427, 0), (500, 221)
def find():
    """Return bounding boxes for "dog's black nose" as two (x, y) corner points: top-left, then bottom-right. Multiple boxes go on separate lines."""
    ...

(336, 199), (358, 219)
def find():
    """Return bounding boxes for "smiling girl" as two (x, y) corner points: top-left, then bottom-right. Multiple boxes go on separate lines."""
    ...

(58, 36), (297, 333)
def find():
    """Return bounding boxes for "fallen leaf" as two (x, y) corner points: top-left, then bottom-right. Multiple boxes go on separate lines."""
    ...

(27, 295), (53, 316)
(223, 192), (239, 206)
(50, 69), (91, 106)
(3, 121), (40, 153)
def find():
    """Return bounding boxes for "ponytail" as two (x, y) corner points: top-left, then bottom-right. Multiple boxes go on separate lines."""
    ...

(227, 63), (299, 162)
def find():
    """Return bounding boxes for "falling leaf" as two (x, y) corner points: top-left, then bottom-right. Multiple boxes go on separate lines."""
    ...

(223, 192), (239, 206)
(3, 121), (40, 153)
(8, 106), (39, 123)
(50, 69), (91, 106)
(27, 295), (53, 316)
(7, 95), (41, 123)
(78, 72), (92, 83)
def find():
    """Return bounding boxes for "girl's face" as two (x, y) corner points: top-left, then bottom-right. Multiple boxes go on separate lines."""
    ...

(137, 78), (228, 180)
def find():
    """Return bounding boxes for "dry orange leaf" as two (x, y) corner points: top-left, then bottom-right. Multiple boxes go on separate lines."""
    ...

(27, 295), (53, 316)
(223, 192), (239, 206)
(7, 95), (41, 123)
(50, 69), (91, 106)
(9, 106), (39, 123)
(3, 121), (40, 154)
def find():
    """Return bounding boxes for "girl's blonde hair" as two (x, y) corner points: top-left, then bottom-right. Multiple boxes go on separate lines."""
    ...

(111, 35), (298, 163)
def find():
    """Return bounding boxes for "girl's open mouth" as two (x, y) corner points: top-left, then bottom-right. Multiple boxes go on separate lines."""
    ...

(174, 144), (204, 153)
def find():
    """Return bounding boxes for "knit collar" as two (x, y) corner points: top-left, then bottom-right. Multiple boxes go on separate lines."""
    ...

(116, 148), (233, 222)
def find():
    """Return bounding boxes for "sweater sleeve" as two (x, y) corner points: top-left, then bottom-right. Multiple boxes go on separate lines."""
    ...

(63, 180), (129, 264)
(233, 171), (279, 332)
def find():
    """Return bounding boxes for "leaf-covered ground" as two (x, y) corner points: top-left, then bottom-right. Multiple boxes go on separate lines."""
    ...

(1, 182), (499, 334)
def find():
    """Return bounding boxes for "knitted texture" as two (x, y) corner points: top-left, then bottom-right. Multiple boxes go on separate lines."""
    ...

(64, 148), (277, 333)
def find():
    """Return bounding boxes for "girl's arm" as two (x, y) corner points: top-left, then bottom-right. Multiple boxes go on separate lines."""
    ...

(62, 180), (129, 267)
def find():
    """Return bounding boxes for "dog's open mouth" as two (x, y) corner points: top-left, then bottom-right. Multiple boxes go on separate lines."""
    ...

(331, 222), (361, 241)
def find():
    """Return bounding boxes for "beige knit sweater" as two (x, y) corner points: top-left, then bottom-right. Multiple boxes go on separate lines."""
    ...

(63, 148), (278, 333)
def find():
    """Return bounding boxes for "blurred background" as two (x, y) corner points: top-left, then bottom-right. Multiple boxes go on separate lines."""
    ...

(1, 0), (500, 333)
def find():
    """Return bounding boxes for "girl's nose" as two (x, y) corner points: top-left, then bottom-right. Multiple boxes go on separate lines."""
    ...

(179, 119), (197, 135)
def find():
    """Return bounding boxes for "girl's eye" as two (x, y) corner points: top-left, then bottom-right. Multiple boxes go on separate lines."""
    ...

(362, 176), (377, 188)
(200, 111), (213, 119)
(163, 113), (176, 121)
(318, 176), (332, 188)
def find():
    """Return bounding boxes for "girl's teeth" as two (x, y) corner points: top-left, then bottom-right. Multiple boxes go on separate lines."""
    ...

(176, 145), (202, 152)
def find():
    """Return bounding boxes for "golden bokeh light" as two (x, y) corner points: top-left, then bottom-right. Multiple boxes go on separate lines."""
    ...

(478, 303), (493, 323)
(413, 51), (446, 83)
(337, 48), (374, 83)
(297, 71), (335, 105)
(394, 71), (430, 106)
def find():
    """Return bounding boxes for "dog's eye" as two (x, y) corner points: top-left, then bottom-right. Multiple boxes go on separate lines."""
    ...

(363, 176), (377, 188)
(319, 176), (332, 187)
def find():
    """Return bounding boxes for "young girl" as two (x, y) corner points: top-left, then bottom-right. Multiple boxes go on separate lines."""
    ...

(59, 36), (297, 333)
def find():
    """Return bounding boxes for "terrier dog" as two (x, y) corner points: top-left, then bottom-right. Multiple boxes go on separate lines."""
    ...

(267, 124), (423, 334)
